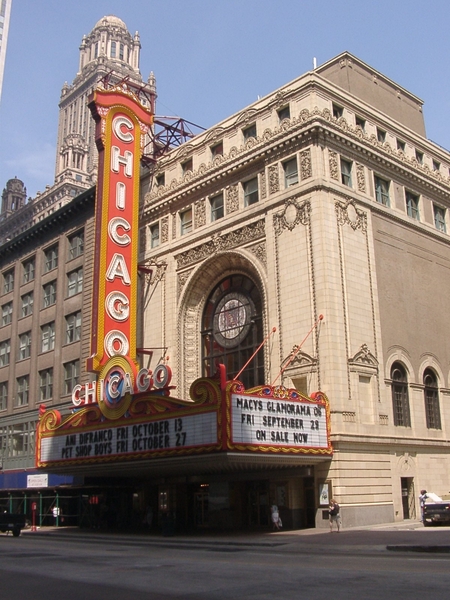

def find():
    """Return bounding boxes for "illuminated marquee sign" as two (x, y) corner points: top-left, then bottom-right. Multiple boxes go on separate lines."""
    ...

(39, 412), (218, 464)
(87, 86), (153, 373)
(36, 377), (223, 469)
(226, 382), (331, 455)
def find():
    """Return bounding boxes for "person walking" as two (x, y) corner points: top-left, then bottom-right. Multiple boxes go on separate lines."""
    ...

(329, 499), (341, 532)
(419, 490), (428, 522)
(270, 503), (281, 530)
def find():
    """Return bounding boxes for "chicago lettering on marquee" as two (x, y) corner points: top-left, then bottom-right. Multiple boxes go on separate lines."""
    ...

(87, 85), (153, 374)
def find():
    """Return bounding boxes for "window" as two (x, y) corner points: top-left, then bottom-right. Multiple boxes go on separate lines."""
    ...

(65, 311), (81, 344)
(1, 302), (12, 326)
(0, 381), (7, 410)
(0, 340), (10, 367)
(3, 269), (14, 294)
(111, 41), (116, 58)
(67, 268), (83, 297)
(44, 244), (58, 272)
(155, 173), (165, 187)
(21, 292), (33, 317)
(210, 193), (224, 222)
(391, 362), (411, 427)
(16, 375), (29, 406)
(211, 141), (223, 157)
(242, 124), (256, 141)
(423, 369), (441, 430)
(41, 322), (55, 353)
(68, 230), (84, 259)
(201, 275), (264, 390)
(150, 223), (160, 248)
(374, 176), (390, 206)
(434, 205), (446, 232)
(397, 139), (406, 152)
(39, 368), (53, 402)
(22, 258), (35, 283)
(405, 191), (420, 220)
(18, 331), (32, 360)
(243, 177), (259, 206)
(340, 158), (352, 187)
(415, 150), (423, 164)
(283, 157), (299, 187)
(432, 160), (440, 172)
(43, 281), (57, 307)
(181, 158), (193, 174)
(119, 43), (124, 60)
(377, 128), (386, 143)
(277, 106), (290, 122)
(64, 360), (80, 394)
(180, 208), (193, 235)
(355, 116), (365, 131)
(332, 104), (343, 119)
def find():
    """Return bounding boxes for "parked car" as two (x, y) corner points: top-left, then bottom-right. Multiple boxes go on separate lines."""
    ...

(0, 512), (26, 537)
(422, 493), (450, 527)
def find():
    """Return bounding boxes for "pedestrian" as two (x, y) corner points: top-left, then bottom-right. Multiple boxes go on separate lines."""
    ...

(419, 490), (428, 522)
(270, 503), (281, 530)
(329, 498), (341, 532)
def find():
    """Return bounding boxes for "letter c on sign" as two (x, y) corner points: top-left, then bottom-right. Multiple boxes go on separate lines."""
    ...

(108, 217), (131, 246)
(113, 116), (134, 143)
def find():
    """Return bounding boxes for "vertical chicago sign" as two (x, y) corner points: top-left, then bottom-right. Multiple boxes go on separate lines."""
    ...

(86, 85), (153, 418)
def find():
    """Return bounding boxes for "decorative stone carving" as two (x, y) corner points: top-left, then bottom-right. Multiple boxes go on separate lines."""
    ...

(177, 269), (193, 296)
(356, 163), (366, 192)
(194, 198), (206, 228)
(172, 212), (177, 239)
(329, 151), (339, 180)
(268, 164), (279, 194)
(248, 241), (267, 268)
(342, 412), (356, 422)
(335, 199), (367, 233)
(176, 219), (265, 269)
(143, 105), (450, 208)
(161, 216), (169, 243)
(273, 198), (311, 235)
(282, 347), (317, 370)
(348, 343), (378, 374)
(260, 170), (267, 200)
(300, 148), (312, 179)
(226, 185), (239, 213)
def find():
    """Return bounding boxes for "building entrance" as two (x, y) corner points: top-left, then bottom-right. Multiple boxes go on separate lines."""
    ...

(247, 481), (269, 527)
(401, 477), (416, 519)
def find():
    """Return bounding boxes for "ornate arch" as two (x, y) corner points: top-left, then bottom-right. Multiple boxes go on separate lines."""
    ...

(177, 250), (269, 397)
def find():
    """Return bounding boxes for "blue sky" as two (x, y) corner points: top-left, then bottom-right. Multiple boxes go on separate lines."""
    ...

(0, 0), (449, 198)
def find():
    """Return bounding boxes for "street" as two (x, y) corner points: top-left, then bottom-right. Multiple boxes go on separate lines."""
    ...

(1, 525), (450, 599)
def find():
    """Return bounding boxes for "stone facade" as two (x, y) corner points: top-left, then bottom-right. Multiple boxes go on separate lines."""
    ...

(140, 52), (450, 527)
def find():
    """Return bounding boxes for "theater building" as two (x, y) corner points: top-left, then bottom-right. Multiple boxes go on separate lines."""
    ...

(137, 51), (450, 528)
(2, 17), (450, 531)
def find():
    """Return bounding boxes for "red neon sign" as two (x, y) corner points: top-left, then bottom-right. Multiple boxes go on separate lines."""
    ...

(87, 87), (153, 373)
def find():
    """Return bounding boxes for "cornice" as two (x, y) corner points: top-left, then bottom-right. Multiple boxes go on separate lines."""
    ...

(144, 106), (450, 219)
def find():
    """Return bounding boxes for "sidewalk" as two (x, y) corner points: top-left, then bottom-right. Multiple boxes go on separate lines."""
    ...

(19, 519), (450, 554)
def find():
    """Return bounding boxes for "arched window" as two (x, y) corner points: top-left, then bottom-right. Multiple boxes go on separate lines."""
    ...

(111, 41), (116, 58)
(201, 275), (264, 389)
(391, 362), (411, 427)
(423, 368), (441, 430)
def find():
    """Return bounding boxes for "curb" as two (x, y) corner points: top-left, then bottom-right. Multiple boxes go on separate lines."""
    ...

(387, 545), (450, 553)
